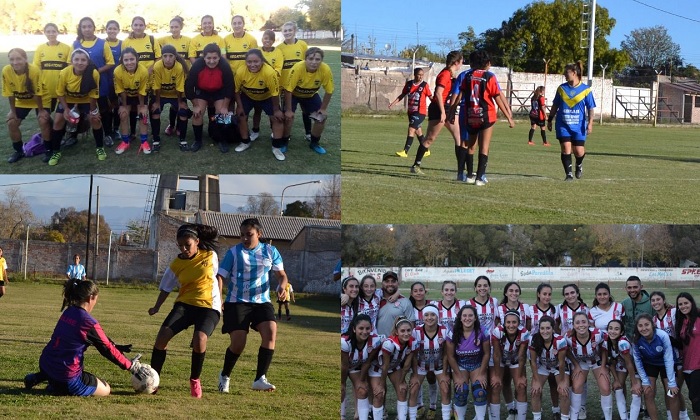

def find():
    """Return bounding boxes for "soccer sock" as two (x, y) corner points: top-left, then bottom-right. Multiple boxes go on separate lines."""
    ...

(408, 404), (418, 420)
(614, 389), (627, 420)
(285, 307), (290, 316)
(475, 404), (487, 420)
(101, 109), (112, 133)
(570, 392), (582, 420)
(397, 400), (408, 419)
(150, 347), (167, 375)
(454, 144), (460, 162)
(441, 403), (452, 420)
(532, 413), (542, 420)
(372, 405), (384, 420)
(43, 140), (52, 154)
(528, 128), (535, 141)
(490, 403), (501, 420)
(561, 153), (573, 175)
(454, 403), (467, 420)
(428, 381), (437, 406)
(255, 347), (274, 380)
(629, 394), (642, 420)
(413, 143), (427, 167)
(357, 398), (370, 420)
(310, 134), (321, 147)
(140, 133), (148, 143)
(12, 141), (23, 153)
(177, 118), (188, 141)
(340, 397), (346, 418)
(456, 148), (467, 177)
(169, 107), (177, 128)
(193, 124), (203, 142)
(151, 116), (161, 141)
(465, 152), (474, 177)
(121, 134), (130, 143)
(476, 153), (489, 180)
(575, 153), (585, 169)
(541, 130), (547, 143)
(403, 136), (414, 153)
(600, 394), (612, 420)
(222, 348), (240, 377)
(50, 127), (66, 151)
(561, 415), (570, 420)
(680, 409), (690, 420)
(667, 410), (672, 420)
(302, 112), (312, 135)
(130, 112), (137, 136)
(517, 401), (528, 420)
(552, 406), (561, 414)
(417, 385), (424, 407)
(92, 128), (104, 148)
(190, 350), (205, 380)
(417, 134), (425, 144)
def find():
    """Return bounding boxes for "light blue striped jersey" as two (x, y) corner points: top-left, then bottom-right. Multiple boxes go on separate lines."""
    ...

(218, 242), (284, 303)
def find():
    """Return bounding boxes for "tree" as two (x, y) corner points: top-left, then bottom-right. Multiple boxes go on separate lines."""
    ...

(457, 27), (478, 53)
(269, 7), (305, 30)
(302, 0), (340, 36)
(48, 207), (111, 244)
(0, 187), (37, 239)
(310, 176), (340, 220)
(125, 218), (148, 247)
(238, 193), (280, 216)
(283, 200), (313, 218)
(398, 44), (442, 63)
(342, 225), (396, 266)
(621, 25), (681, 70)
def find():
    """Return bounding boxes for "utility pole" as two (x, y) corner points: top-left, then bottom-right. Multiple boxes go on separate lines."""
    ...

(85, 175), (93, 274)
(600, 64), (608, 125)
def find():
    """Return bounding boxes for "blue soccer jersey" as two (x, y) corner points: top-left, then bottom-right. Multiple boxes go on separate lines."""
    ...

(218, 243), (284, 303)
(552, 81), (596, 141)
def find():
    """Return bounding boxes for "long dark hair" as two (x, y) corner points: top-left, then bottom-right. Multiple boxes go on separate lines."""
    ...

(445, 50), (463, 68)
(605, 319), (625, 355)
(342, 276), (360, 317)
(161, 44), (190, 76)
(530, 315), (556, 356)
(535, 283), (553, 308)
(359, 275), (377, 301)
(562, 283), (585, 307)
(633, 313), (656, 345)
(245, 48), (272, 70)
(348, 314), (372, 354)
(675, 292), (699, 346)
(650, 291), (672, 313)
(177, 223), (218, 252)
(564, 60), (584, 79)
(70, 49), (98, 94)
(61, 279), (99, 311)
(501, 281), (522, 306)
(409, 281), (426, 308)
(473, 276), (491, 300)
(452, 305), (482, 357)
(76, 17), (96, 42)
(7, 48), (33, 95)
(592, 282), (615, 307)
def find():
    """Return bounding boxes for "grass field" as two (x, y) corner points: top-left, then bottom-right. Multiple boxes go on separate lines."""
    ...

(0, 51), (341, 175)
(344, 281), (693, 419)
(0, 281), (337, 419)
(341, 117), (700, 224)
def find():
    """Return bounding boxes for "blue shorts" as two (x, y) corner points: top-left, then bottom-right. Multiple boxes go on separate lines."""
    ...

(408, 113), (425, 129)
(556, 124), (587, 141)
(48, 371), (98, 396)
(241, 93), (274, 116)
(289, 94), (322, 113)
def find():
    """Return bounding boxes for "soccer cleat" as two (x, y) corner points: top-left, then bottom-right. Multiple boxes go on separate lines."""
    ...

(423, 150), (430, 157)
(507, 409), (518, 420)
(475, 179), (487, 186)
(48, 152), (62, 166)
(7, 150), (24, 163)
(272, 147), (286, 161)
(249, 130), (259, 141)
(310, 143), (326, 154)
(578, 406), (587, 419)
(190, 378), (202, 398)
(178, 142), (189, 152)
(234, 142), (250, 152)
(552, 413), (561, 420)
(410, 166), (424, 175)
(543, 142), (551, 147)
(24, 373), (40, 389)
(189, 141), (202, 152)
(218, 372), (230, 393)
(138, 142), (151, 154)
(575, 165), (583, 179)
(252, 375), (276, 391)
(152, 142), (161, 152)
(395, 150), (408, 157)
(218, 141), (229, 153)
(96, 148), (107, 161)
(565, 173), (574, 181)
(62, 135), (77, 148)
(465, 175), (476, 185)
(42, 152), (52, 163)
(429, 403), (436, 411)
(115, 141), (130, 155)
(305, 133), (311, 142)
(104, 135), (114, 147)
(287, 316), (291, 321)
(164, 125), (175, 136)
(528, 141), (535, 145)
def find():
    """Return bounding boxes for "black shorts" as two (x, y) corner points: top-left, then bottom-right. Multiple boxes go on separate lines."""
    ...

(161, 302), (220, 336)
(193, 89), (228, 103)
(0, 280), (5, 286)
(14, 107), (48, 120)
(221, 302), (276, 334)
(427, 102), (445, 122)
(47, 370), (98, 396)
(642, 362), (668, 380)
(530, 116), (545, 127)
(465, 121), (495, 135)
(407, 113), (425, 129)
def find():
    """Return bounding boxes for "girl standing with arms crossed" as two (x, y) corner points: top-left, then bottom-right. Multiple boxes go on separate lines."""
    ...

(147, 224), (221, 398)
(389, 67), (431, 158)
(528, 86), (549, 146)
(436, 280), (468, 333)
(529, 316), (570, 420)
(559, 284), (590, 336)
(342, 314), (383, 420)
(547, 61), (596, 181)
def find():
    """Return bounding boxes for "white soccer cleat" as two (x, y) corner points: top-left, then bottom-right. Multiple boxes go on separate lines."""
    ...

(218, 371), (230, 393)
(235, 142), (251, 152)
(579, 406), (587, 419)
(465, 176), (476, 185)
(272, 147), (286, 161)
(252, 375), (276, 391)
(249, 131), (259, 141)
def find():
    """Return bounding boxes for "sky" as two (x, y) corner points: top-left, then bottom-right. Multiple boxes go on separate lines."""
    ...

(342, 0), (700, 68)
(0, 175), (331, 233)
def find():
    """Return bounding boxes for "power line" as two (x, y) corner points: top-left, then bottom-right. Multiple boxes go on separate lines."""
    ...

(0, 175), (86, 187)
(631, 0), (700, 24)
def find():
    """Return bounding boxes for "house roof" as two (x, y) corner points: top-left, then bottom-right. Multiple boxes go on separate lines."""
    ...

(196, 210), (340, 241)
(662, 79), (700, 95)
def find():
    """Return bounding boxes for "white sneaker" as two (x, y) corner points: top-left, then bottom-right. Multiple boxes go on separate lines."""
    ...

(272, 147), (285, 161)
(252, 375), (276, 391)
(465, 176), (476, 185)
(235, 142), (251, 152)
(305, 133), (311, 142)
(218, 371), (230, 393)
(579, 406), (587, 419)
(249, 131), (259, 141)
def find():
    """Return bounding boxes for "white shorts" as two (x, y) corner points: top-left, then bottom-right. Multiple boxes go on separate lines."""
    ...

(568, 359), (602, 372)
(537, 365), (561, 376)
(416, 365), (444, 376)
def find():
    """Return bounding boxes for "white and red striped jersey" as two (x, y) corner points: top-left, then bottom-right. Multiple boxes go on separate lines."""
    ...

(654, 308), (677, 338)
(497, 302), (531, 330)
(469, 296), (500, 335)
(341, 304), (355, 335)
(357, 294), (381, 332)
(589, 302), (625, 330)
(603, 336), (632, 372)
(412, 325), (448, 372)
(412, 300), (435, 329)
(370, 335), (415, 374)
(558, 302), (590, 335)
(529, 334), (568, 371)
(527, 304), (560, 335)
(341, 333), (383, 371)
(437, 299), (468, 332)
(491, 325), (531, 366)
(566, 328), (606, 364)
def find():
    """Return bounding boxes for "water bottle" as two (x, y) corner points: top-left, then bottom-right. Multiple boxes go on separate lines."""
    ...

(66, 105), (80, 133)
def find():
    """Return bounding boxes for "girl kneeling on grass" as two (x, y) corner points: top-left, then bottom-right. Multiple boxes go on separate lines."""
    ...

(113, 47), (150, 155)
(341, 314), (383, 420)
(25, 279), (141, 396)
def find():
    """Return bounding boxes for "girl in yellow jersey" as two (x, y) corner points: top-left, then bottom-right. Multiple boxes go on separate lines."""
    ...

(33, 23), (70, 112)
(48, 49), (105, 166)
(159, 16), (191, 137)
(224, 15), (258, 75)
(113, 48), (150, 155)
(285, 47), (335, 155)
(104, 19), (123, 145)
(0, 247), (7, 299)
(147, 223), (221, 398)
(233, 49), (285, 161)
(2, 48), (51, 163)
(251, 30), (284, 141)
(150, 44), (190, 152)
(278, 21), (312, 143)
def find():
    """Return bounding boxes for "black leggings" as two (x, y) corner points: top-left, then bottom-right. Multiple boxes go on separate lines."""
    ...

(685, 370), (700, 415)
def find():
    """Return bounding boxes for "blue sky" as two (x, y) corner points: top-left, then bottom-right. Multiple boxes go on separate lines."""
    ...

(0, 175), (331, 232)
(342, 0), (700, 68)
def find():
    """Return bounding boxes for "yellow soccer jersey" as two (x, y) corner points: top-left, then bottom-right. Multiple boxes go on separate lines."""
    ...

(122, 35), (161, 69)
(152, 61), (185, 99)
(188, 33), (226, 59)
(262, 47), (284, 76)
(33, 42), (71, 100)
(286, 61), (334, 98)
(0, 257), (6, 281)
(277, 39), (308, 86)
(224, 32), (258, 74)
(164, 250), (221, 311)
(113, 64), (149, 97)
(235, 64), (279, 101)
(2, 64), (43, 108)
(55, 66), (99, 103)
(158, 35), (191, 59)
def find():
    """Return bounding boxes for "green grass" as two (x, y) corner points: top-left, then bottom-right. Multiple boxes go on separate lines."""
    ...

(345, 281), (693, 419)
(0, 51), (341, 174)
(0, 282), (338, 419)
(341, 117), (700, 223)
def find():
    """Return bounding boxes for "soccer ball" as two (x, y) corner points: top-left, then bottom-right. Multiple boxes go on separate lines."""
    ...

(131, 364), (159, 394)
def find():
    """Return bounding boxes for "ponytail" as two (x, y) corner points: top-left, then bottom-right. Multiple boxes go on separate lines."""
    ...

(61, 279), (98, 311)
(177, 223), (219, 252)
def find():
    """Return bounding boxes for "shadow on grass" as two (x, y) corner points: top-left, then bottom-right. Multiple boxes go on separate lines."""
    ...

(588, 151), (700, 164)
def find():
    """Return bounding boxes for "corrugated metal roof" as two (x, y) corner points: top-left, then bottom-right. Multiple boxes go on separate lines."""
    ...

(668, 81), (700, 95)
(196, 211), (340, 241)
